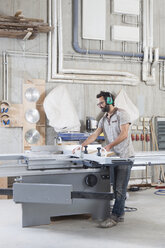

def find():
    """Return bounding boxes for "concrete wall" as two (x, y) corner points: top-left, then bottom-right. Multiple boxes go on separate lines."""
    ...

(0, 0), (48, 152)
(0, 0), (165, 156)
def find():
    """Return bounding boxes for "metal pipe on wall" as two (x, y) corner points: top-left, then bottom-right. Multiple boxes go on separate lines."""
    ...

(142, 0), (147, 49)
(159, 62), (165, 91)
(2, 52), (6, 100)
(2, 50), (48, 102)
(51, 0), (58, 77)
(5, 50), (48, 57)
(48, 0), (140, 85)
(142, 0), (159, 85)
(58, 0), (64, 74)
(72, 0), (165, 85)
(73, 0), (144, 58)
(48, 0), (165, 84)
(149, 0), (153, 48)
(6, 54), (8, 100)
(47, 0), (52, 79)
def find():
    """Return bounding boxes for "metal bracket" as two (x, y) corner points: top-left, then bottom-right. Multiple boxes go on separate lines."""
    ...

(71, 191), (114, 200)
(0, 188), (113, 201)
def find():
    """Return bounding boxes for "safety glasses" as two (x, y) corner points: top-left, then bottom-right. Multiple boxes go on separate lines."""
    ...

(97, 101), (105, 107)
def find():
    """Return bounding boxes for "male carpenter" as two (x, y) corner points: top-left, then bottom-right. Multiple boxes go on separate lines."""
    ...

(73, 91), (134, 228)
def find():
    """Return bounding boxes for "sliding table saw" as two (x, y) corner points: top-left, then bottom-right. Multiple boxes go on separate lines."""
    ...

(0, 145), (164, 227)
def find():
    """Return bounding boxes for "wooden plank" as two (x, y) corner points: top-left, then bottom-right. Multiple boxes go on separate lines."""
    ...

(0, 29), (37, 39)
(0, 21), (50, 29)
(18, 18), (44, 23)
(0, 14), (44, 23)
(0, 17), (44, 24)
(0, 13), (52, 40)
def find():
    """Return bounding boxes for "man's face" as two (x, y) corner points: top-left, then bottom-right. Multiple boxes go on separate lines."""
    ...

(97, 96), (109, 112)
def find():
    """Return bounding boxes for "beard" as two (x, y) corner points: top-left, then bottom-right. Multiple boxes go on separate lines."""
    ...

(101, 105), (109, 112)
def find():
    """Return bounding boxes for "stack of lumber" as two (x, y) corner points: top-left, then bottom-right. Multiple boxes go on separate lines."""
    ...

(0, 11), (53, 40)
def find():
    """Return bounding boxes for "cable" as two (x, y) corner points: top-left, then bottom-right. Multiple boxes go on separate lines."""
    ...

(129, 186), (140, 192)
(139, 187), (152, 191)
(154, 189), (165, 196)
(124, 206), (138, 212)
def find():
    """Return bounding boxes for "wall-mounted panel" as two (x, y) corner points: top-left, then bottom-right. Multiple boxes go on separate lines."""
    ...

(82, 0), (106, 40)
(156, 117), (165, 150)
(111, 25), (139, 42)
(113, 0), (140, 15)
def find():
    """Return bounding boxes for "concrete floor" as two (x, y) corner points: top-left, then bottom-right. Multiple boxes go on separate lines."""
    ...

(0, 188), (164, 248)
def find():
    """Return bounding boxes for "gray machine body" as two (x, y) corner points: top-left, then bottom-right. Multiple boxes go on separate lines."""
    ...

(14, 170), (110, 227)
(0, 146), (165, 227)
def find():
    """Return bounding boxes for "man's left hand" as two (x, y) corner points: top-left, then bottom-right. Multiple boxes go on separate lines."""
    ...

(104, 144), (112, 152)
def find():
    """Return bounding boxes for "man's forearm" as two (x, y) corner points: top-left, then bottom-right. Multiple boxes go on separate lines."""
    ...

(81, 134), (97, 147)
(81, 128), (103, 148)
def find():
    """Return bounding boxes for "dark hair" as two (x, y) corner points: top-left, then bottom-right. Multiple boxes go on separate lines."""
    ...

(96, 91), (115, 106)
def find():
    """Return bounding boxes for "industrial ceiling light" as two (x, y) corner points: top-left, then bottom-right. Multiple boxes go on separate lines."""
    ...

(25, 109), (40, 124)
(25, 87), (40, 102)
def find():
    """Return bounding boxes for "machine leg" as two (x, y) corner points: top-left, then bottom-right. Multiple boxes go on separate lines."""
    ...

(91, 200), (110, 221)
(22, 203), (51, 227)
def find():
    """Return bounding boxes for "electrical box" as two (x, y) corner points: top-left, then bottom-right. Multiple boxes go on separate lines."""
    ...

(156, 117), (165, 150)
(113, 0), (140, 16)
(111, 25), (139, 42)
(82, 0), (106, 40)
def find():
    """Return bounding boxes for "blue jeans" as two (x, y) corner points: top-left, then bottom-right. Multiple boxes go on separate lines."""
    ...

(111, 164), (132, 217)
